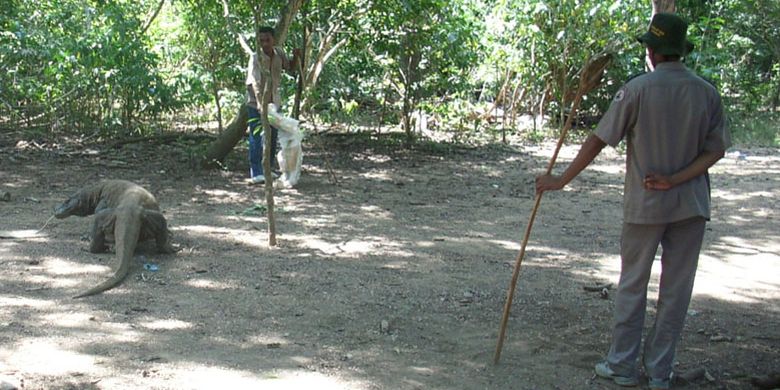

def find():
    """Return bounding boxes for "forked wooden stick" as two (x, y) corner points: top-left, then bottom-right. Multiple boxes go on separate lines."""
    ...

(493, 53), (612, 364)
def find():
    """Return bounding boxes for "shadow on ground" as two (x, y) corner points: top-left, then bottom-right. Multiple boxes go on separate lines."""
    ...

(1, 132), (777, 389)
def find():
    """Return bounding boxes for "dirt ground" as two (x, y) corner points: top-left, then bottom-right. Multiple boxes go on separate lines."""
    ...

(0, 130), (778, 390)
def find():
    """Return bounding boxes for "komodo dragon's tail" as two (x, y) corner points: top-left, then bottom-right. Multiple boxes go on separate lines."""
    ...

(73, 207), (142, 298)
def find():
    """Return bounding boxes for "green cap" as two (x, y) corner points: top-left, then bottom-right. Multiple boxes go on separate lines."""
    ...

(637, 13), (694, 56)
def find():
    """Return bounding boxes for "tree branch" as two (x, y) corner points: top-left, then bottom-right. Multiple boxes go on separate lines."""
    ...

(140, 0), (166, 36)
(274, 0), (305, 46)
(221, 0), (253, 55)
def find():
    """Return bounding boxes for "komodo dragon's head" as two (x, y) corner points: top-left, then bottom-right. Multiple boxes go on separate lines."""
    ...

(54, 190), (92, 218)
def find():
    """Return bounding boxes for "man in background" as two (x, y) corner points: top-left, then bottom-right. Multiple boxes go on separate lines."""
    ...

(246, 26), (300, 184)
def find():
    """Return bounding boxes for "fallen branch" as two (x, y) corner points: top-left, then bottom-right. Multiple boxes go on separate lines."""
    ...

(583, 283), (613, 292)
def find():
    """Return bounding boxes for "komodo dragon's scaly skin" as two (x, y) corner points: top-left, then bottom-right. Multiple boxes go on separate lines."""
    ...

(55, 180), (176, 298)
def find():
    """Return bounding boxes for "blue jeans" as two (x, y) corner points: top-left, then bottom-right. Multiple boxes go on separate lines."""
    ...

(247, 105), (278, 178)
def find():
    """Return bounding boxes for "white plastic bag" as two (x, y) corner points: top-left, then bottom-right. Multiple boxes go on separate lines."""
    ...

(268, 104), (303, 187)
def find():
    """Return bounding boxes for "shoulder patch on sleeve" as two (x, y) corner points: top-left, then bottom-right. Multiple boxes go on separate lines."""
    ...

(613, 89), (625, 102)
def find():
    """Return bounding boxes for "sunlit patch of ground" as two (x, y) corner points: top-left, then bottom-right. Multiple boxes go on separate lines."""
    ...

(0, 139), (777, 389)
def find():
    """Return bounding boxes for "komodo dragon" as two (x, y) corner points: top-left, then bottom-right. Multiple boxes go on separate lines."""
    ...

(54, 180), (176, 298)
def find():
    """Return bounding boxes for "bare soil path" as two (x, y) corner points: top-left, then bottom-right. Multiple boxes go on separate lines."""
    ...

(1, 132), (778, 389)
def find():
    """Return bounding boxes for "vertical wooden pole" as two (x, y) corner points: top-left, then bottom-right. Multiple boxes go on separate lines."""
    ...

(261, 77), (277, 247)
(493, 53), (611, 364)
(255, 9), (277, 247)
(493, 91), (584, 364)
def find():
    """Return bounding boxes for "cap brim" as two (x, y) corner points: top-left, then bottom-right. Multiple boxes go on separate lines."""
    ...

(636, 32), (654, 45)
(636, 33), (695, 56)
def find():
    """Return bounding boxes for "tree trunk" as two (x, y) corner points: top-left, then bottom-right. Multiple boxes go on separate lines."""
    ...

(300, 29), (348, 113)
(211, 74), (224, 133)
(399, 33), (421, 145)
(647, 0), (676, 68)
(292, 4), (309, 119)
(274, 0), (304, 46)
(652, 0), (676, 14)
(402, 92), (412, 140)
(200, 105), (247, 168)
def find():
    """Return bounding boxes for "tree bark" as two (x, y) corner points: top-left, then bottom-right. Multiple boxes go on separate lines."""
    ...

(399, 32), (422, 144)
(201, 105), (248, 168)
(292, 4), (309, 119)
(300, 34), (347, 112)
(297, 6), (362, 114)
(211, 69), (224, 133)
(274, 0), (305, 46)
(652, 0), (676, 14)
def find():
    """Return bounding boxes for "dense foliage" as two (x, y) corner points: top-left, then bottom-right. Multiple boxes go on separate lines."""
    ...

(1, 0), (777, 145)
(1, 0), (175, 135)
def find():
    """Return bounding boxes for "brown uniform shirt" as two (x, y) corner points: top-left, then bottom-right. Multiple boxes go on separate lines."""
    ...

(595, 62), (730, 224)
(246, 47), (292, 109)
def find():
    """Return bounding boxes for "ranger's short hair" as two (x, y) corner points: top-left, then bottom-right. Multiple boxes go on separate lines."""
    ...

(258, 26), (275, 36)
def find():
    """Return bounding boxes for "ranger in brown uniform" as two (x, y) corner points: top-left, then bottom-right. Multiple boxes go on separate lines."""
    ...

(536, 13), (730, 389)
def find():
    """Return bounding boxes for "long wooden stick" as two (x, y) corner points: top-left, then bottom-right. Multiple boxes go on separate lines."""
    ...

(261, 82), (277, 247)
(493, 53), (611, 364)
(492, 94), (582, 364)
(255, 10), (277, 247)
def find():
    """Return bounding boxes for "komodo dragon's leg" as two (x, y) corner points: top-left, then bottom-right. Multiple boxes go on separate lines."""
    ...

(141, 209), (177, 254)
(89, 209), (116, 253)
